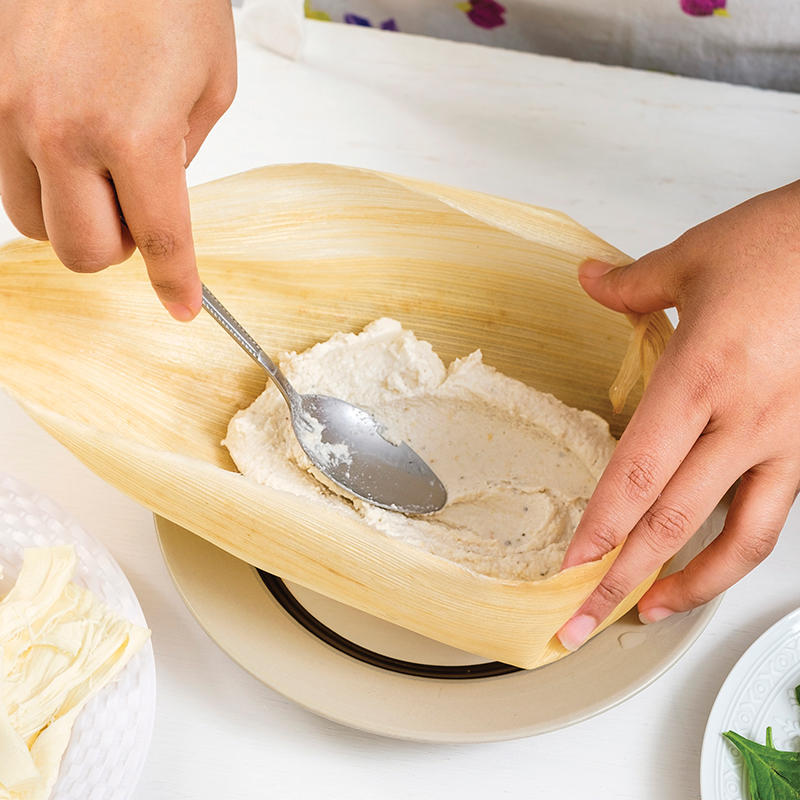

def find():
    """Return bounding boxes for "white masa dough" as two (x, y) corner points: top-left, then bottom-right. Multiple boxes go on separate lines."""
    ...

(224, 318), (616, 582)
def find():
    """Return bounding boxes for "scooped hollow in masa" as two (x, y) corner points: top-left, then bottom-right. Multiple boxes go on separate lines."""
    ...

(223, 318), (616, 582)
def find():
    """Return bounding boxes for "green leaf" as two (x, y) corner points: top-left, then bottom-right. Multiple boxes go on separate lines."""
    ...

(723, 731), (800, 800)
(795, 685), (800, 707)
(767, 727), (775, 750)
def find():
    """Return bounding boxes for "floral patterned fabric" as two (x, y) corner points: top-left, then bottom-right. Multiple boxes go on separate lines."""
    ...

(299, 0), (800, 91)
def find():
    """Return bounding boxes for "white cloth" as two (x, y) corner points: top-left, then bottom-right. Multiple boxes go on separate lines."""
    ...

(242, 0), (800, 91)
(241, 0), (306, 58)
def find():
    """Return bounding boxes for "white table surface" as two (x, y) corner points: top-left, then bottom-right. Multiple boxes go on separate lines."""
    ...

(2, 15), (799, 800)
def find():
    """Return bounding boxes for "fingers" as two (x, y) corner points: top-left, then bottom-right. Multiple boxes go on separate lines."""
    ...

(110, 146), (202, 321)
(561, 345), (711, 572)
(3, 123), (207, 322)
(183, 3), (237, 167)
(39, 165), (135, 272)
(557, 428), (747, 651)
(562, 239), (700, 577)
(184, 113), (214, 169)
(0, 143), (46, 240)
(638, 462), (796, 619)
(578, 241), (686, 314)
(184, 72), (237, 166)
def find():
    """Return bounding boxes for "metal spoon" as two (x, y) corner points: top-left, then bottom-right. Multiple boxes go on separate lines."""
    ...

(201, 285), (447, 514)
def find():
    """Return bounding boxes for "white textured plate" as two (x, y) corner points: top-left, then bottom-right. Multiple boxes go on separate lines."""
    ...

(156, 501), (726, 743)
(0, 474), (156, 800)
(701, 608), (800, 800)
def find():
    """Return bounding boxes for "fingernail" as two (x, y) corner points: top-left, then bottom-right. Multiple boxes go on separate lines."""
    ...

(557, 614), (598, 652)
(165, 302), (197, 322)
(579, 260), (617, 279)
(638, 606), (674, 625)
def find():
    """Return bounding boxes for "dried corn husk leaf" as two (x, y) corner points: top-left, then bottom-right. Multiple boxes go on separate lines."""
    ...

(610, 311), (674, 413)
(0, 164), (671, 668)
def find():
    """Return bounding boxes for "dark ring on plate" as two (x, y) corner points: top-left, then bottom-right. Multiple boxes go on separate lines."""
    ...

(258, 571), (523, 680)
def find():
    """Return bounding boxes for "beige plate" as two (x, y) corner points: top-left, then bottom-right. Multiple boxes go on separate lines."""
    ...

(156, 502), (726, 744)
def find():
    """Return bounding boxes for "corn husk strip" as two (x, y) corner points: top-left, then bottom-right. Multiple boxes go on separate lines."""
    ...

(610, 311), (673, 413)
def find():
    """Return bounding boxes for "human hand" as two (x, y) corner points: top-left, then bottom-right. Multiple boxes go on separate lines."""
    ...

(557, 181), (800, 651)
(0, 0), (237, 320)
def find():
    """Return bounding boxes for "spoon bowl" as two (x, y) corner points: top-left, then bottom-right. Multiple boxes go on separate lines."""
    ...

(294, 393), (447, 514)
(202, 285), (447, 515)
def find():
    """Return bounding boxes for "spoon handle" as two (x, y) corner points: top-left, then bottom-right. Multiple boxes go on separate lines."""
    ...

(201, 284), (297, 404)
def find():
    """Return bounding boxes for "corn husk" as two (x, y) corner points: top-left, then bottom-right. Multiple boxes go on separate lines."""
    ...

(0, 164), (672, 668)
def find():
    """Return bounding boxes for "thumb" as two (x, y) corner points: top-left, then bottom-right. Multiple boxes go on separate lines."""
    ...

(579, 244), (681, 314)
